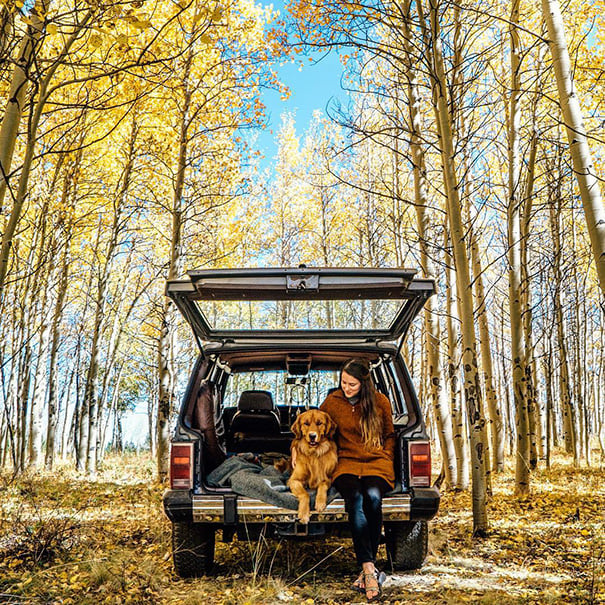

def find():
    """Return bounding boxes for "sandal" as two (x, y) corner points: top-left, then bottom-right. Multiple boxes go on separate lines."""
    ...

(352, 571), (365, 593)
(351, 571), (366, 594)
(363, 571), (381, 602)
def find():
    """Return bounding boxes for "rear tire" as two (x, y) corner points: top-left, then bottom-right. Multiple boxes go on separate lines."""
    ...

(172, 522), (215, 577)
(384, 520), (428, 570)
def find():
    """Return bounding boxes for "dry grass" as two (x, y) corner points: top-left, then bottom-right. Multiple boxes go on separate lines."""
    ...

(0, 451), (603, 604)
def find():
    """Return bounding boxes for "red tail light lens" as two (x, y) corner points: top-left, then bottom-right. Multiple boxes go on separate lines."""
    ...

(170, 443), (194, 489)
(409, 441), (431, 487)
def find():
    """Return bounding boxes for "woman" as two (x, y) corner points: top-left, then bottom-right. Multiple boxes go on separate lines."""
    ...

(320, 358), (395, 602)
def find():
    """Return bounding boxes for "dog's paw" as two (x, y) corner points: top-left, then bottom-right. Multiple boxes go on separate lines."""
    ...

(314, 499), (327, 512)
(297, 506), (311, 524)
(298, 512), (311, 524)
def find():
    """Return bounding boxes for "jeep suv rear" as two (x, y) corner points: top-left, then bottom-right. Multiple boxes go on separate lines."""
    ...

(162, 267), (440, 577)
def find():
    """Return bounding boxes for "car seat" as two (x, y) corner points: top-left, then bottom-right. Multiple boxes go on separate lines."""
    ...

(227, 390), (287, 452)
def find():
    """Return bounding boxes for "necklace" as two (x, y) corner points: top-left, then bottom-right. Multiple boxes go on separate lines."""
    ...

(348, 397), (359, 413)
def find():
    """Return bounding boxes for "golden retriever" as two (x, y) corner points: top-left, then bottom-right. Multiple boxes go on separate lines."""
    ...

(288, 409), (338, 524)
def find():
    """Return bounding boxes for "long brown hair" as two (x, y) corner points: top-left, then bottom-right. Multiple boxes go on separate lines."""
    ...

(341, 358), (383, 450)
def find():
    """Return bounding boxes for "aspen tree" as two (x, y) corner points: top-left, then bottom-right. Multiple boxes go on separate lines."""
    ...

(400, 0), (456, 488)
(75, 226), (100, 470)
(446, 248), (469, 490)
(540, 0), (605, 297)
(449, 2), (502, 476)
(597, 327), (605, 458)
(548, 171), (578, 465)
(543, 341), (554, 468)
(0, 0), (49, 214)
(85, 118), (139, 475)
(13, 234), (42, 470)
(419, 0), (489, 533)
(0, 7), (93, 298)
(468, 212), (504, 473)
(45, 235), (72, 469)
(45, 142), (83, 469)
(520, 130), (541, 468)
(156, 41), (195, 481)
(28, 204), (55, 468)
(508, 0), (530, 494)
(80, 211), (121, 476)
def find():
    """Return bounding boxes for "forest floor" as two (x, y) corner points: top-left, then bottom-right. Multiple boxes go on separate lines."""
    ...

(0, 451), (603, 605)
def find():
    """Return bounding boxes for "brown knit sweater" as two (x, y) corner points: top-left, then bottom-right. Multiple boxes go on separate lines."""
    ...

(320, 388), (396, 488)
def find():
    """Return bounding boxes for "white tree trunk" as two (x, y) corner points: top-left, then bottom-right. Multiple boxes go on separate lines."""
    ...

(421, 0), (489, 533)
(508, 0), (530, 495)
(0, 1), (48, 211)
(157, 47), (194, 481)
(400, 2), (456, 488)
(541, 0), (605, 296)
(446, 253), (469, 490)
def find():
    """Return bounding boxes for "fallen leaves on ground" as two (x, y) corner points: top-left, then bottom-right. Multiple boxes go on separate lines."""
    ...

(0, 451), (603, 604)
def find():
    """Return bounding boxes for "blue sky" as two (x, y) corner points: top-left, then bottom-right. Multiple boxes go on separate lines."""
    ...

(253, 36), (347, 163)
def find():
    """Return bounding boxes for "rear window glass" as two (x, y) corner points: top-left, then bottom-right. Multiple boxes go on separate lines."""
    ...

(223, 370), (339, 408)
(196, 299), (404, 332)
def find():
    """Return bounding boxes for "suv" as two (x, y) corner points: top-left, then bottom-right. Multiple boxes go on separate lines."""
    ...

(162, 267), (440, 577)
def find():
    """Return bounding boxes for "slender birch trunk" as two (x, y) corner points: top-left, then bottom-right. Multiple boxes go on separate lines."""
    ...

(418, 0), (489, 533)
(446, 251), (469, 489)
(400, 1), (456, 487)
(28, 229), (54, 468)
(84, 123), (136, 476)
(60, 356), (78, 460)
(508, 0), (530, 494)
(82, 270), (109, 476)
(45, 232), (71, 469)
(541, 0), (605, 297)
(548, 188), (578, 465)
(0, 9), (92, 298)
(14, 206), (47, 470)
(597, 333), (605, 458)
(45, 145), (81, 469)
(76, 248), (99, 469)
(520, 131), (541, 469)
(498, 302), (515, 456)
(157, 46), (195, 481)
(0, 0), (48, 212)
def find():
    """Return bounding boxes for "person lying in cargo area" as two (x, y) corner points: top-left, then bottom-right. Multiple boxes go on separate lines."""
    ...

(320, 358), (396, 602)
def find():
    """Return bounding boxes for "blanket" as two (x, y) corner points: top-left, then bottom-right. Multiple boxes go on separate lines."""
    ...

(206, 454), (339, 510)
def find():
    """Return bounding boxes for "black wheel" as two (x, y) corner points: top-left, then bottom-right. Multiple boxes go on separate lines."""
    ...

(172, 522), (215, 577)
(384, 520), (428, 570)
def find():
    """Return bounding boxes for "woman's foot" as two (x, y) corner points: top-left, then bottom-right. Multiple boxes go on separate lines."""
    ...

(363, 571), (380, 602)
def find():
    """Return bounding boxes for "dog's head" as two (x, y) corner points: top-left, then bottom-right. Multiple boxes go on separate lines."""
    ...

(291, 409), (336, 448)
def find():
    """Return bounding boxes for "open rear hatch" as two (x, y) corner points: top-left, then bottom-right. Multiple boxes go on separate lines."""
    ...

(166, 267), (435, 346)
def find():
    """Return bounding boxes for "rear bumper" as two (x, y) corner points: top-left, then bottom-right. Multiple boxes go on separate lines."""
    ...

(163, 486), (439, 525)
(163, 489), (194, 523)
(192, 494), (411, 523)
(409, 486), (440, 520)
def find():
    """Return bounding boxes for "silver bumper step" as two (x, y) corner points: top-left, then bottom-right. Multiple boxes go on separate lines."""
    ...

(192, 494), (411, 524)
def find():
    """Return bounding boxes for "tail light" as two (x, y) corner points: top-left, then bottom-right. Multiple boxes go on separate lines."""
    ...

(409, 441), (431, 487)
(170, 443), (194, 489)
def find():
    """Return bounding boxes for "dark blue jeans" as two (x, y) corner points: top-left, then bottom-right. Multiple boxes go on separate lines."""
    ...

(334, 474), (390, 566)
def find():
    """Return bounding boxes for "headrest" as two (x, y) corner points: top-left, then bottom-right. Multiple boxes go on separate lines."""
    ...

(237, 390), (274, 412)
